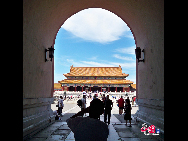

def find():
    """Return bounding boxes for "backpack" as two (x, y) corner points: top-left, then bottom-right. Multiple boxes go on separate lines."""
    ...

(77, 99), (82, 107)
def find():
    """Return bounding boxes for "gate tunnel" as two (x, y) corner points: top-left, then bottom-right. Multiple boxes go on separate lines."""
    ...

(23, 0), (164, 139)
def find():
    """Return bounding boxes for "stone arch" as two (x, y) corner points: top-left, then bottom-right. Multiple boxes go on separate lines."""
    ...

(23, 0), (164, 139)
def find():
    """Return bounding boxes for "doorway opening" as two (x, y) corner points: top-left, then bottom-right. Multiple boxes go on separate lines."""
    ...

(52, 8), (137, 111)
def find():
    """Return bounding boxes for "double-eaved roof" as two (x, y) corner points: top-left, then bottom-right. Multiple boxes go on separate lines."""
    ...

(63, 65), (128, 77)
(59, 65), (134, 85)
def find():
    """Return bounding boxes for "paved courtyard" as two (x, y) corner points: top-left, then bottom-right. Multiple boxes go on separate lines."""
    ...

(27, 98), (163, 141)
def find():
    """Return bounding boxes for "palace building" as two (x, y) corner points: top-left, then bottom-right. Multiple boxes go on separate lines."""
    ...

(58, 65), (134, 92)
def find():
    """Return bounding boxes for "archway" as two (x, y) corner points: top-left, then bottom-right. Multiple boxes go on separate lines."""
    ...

(54, 8), (136, 94)
(23, 0), (164, 139)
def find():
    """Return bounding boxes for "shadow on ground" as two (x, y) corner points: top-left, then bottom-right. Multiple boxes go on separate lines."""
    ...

(113, 114), (136, 123)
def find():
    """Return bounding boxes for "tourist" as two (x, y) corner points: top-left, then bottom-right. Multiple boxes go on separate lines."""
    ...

(126, 96), (130, 102)
(89, 93), (92, 99)
(132, 97), (134, 106)
(117, 96), (124, 115)
(125, 97), (130, 106)
(71, 94), (104, 119)
(134, 96), (136, 106)
(68, 94), (105, 130)
(81, 95), (86, 116)
(64, 91), (66, 100)
(58, 96), (64, 118)
(124, 99), (132, 127)
(102, 94), (106, 104)
(89, 95), (104, 119)
(93, 94), (98, 100)
(67, 115), (108, 141)
(104, 95), (113, 125)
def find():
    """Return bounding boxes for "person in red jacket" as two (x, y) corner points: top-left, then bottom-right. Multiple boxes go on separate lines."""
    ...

(117, 96), (124, 115)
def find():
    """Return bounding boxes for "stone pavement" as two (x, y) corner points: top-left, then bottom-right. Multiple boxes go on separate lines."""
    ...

(28, 99), (163, 141)
(28, 113), (161, 141)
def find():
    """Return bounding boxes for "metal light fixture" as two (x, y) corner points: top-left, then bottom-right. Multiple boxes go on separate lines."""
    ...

(45, 46), (55, 62)
(135, 47), (145, 62)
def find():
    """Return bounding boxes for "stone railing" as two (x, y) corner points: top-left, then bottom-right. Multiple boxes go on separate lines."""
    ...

(53, 91), (136, 96)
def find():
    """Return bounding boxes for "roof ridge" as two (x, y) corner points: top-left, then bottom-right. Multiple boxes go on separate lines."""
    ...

(72, 67), (119, 68)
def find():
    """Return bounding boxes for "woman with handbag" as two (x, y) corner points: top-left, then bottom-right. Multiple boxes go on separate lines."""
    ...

(124, 99), (132, 127)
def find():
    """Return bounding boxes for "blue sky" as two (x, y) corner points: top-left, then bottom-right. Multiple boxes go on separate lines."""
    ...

(54, 8), (136, 83)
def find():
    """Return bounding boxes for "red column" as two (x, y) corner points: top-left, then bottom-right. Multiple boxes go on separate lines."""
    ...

(115, 87), (117, 92)
(67, 87), (69, 91)
(75, 86), (76, 92)
(108, 87), (110, 92)
(82, 86), (83, 92)
(101, 87), (102, 92)
(62, 86), (64, 91)
(123, 87), (125, 92)
(90, 87), (91, 92)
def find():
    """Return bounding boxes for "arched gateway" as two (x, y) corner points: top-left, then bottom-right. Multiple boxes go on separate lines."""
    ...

(23, 0), (164, 139)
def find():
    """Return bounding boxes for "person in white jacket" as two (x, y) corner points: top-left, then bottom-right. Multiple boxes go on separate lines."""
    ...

(58, 96), (64, 118)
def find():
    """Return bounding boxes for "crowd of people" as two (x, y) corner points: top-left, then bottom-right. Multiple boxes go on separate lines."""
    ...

(70, 93), (136, 126)
(52, 93), (137, 140)
(66, 94), (136, 140)
(53, 92), (137, 124)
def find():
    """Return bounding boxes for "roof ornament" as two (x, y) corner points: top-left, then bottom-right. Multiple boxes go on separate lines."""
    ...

(70, 65), (73, 71)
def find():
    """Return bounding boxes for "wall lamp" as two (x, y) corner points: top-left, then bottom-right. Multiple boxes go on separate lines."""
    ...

(135, 47), (145, 62)
(45, 46), (55, 62)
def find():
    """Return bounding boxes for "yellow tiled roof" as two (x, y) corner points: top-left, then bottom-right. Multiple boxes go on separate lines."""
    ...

(131, 84), (136, 89)
(54, 83), (62, 89)
(59, 79), (134, 84)
(64, 65), (128, 77)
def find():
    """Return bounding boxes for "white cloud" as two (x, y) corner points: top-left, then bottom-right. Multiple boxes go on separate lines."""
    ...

(113, 54), (135, 61)
(90, 56), (98, 60)
(114, 46), (136, 55)
(80, 61), (114, 67)
(66, 59), (113, 67)
(62, 8), (132, 43)
(110, 62), (136, 69)
(124, 31), (134, 39)
(66, 59), (90, 67)
(65, 58), (135, 69)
